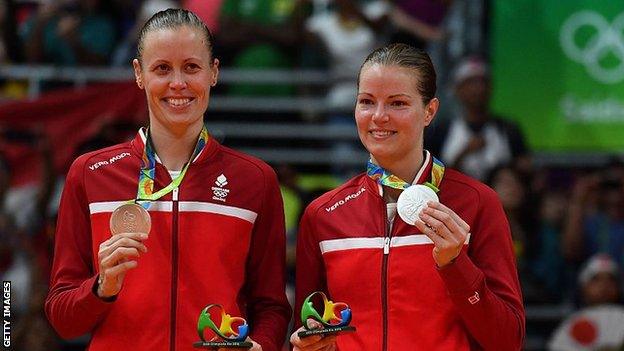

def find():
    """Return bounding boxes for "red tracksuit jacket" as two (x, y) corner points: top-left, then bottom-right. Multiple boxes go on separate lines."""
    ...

(46, 129), (291, 351)
(295, 151), (525, 350)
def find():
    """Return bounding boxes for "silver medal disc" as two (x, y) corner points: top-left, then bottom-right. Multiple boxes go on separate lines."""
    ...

(397, 185), (439, 226)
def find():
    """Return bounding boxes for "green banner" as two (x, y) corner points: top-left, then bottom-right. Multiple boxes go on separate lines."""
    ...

(491, 1), (624, 151)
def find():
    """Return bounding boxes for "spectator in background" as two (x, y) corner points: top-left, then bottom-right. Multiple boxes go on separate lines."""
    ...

(110, 0), (145, 42)
(563, 163), (624, 269)
(183, 0), (223, 33)
(0, 152), (40, 329)
(217, 0), (307, 96)
(276, 164), (305, 267)
(12, 284), (61, 351)
(530, 189), (570, 302)
(548, 254), (624, 351)
(426, 57), (530, 181)
(486, 165), (535, 265)
(112, 0), (179, 66)
(304, 0), (388, 176)
(0, 2), (7, 64)
(0, 0), (28, 100)
(0, 209), (32, 320)
(0, 0), (18, 63)
(304, 0), (388, 114)
(0, 130), (55, 320)
(389, 0), (450, 49)
(577, 254), (623, 307)
(21, 0), (116, 66)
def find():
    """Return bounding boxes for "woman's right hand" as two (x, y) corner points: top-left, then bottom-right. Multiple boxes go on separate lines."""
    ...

(290, 320), (337, 351)
(96, 232), (148, 299)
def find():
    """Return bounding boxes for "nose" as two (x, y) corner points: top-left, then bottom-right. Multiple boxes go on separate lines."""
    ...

(169, 70), (187, 90)
(371, 104), (389, 123)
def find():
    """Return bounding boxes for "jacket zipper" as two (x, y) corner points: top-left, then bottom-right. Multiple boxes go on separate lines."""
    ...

(381, 201), (391, 351)
(170, 187), (179, 351)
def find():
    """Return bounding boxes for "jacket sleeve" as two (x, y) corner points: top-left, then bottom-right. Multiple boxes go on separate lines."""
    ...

(45, 156), (114, 339)
(294, 205), (327, 329)
(437, 186), (525, 350)
(244, 166), (292, 351)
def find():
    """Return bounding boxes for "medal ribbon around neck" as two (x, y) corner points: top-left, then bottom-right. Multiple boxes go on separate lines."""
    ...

(366, 152), (445, 192)
(134, 126), (209, 207)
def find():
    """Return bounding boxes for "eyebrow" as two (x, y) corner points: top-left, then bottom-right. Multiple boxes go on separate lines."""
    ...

(357, 93), (412, 98)
(388, 94), (412, 98)
(149, 57), (203, 65)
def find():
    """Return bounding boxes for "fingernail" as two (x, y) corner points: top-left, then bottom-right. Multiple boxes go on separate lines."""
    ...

(140, 233), (148, 240)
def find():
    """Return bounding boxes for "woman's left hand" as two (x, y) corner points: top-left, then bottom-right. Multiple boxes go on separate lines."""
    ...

(415, 202), (470, 267)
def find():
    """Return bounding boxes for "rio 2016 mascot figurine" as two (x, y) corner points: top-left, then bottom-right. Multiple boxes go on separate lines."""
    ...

(194, 304), (252, 349)
(299, 291), (356, 338)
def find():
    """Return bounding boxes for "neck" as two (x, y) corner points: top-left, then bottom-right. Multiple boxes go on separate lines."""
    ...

(373, 151), (424, 184)
(373, 150), (425, 202)
(148, 120), (203, 171)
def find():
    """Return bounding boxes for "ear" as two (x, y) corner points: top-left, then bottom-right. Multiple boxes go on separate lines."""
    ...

(132, 59), (144, 89)
(424, 98), (439, 127)
(210, 58), (220, 87)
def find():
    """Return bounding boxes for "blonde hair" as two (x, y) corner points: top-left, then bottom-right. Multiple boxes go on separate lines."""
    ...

(358, 43), (437, 104)
(137, 8), (214, 63)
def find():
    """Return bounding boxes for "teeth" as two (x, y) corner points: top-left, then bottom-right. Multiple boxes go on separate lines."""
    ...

(371, 130), (394, 137)
(167, 98), (191, 106)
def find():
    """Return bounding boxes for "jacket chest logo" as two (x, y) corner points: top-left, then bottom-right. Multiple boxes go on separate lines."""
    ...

(212, 174), (230, 202)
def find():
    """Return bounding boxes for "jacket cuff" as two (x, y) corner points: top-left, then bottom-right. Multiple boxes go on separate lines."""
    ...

(436, 250), (484, 296)
(84, 275), (117, 310)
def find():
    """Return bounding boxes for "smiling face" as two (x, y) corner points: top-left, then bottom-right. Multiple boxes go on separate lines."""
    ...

(355, 63), (438, 167)
(133, 25), (219, 133)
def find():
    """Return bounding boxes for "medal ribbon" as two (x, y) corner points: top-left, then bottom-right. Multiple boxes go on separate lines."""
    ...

(366, 152), (445, 192)
(135, 126), (209, 205)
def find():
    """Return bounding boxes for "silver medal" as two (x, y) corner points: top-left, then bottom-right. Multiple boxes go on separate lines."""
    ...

(397, 185), (439, 226)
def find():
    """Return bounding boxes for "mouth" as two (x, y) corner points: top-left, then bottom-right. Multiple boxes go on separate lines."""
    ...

(369, 130), (397, 139)
(162, 97), (195, 108)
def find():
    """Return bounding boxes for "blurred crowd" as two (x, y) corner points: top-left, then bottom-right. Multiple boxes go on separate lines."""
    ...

(1, 0), (624, 350)
(0, 0), (458, 98)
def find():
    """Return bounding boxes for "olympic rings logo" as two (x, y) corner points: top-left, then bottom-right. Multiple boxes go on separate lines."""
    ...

(560, 11), (624, 84)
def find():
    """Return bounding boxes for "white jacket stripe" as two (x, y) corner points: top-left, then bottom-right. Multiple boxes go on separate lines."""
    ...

(89, 201), (257, 224)
(319, 234), (471, 254)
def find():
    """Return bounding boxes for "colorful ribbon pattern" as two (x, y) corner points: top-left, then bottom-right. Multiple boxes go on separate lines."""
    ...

(366, 152), (445, 192)
(197, 304), (249, 342)
(301, 291), (352, 330)
(135, 126), (209, 206)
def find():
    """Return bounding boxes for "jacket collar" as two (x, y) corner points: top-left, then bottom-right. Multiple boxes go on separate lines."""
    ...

(130, 127), (219, 165)
(365, 150), (434, 197)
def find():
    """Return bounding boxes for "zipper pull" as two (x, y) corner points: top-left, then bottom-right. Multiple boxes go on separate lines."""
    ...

(383, 237), (390, 255)
(173, 187), (179, 201)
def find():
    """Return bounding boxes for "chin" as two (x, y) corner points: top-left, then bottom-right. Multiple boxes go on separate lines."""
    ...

(163, 109), (202, 123)
(367, 146), (395, 161)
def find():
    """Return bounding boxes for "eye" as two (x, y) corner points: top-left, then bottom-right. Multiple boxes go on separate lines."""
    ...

(154, 64), (170, 73)
(358, 98), (374, 105)
(185, 63), (201, 72)
(390, 100), (408, 107)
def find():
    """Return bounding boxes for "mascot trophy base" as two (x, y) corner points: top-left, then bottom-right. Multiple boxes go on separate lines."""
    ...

(193, 340), (253, 349)
(298, 325), (356, 338)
